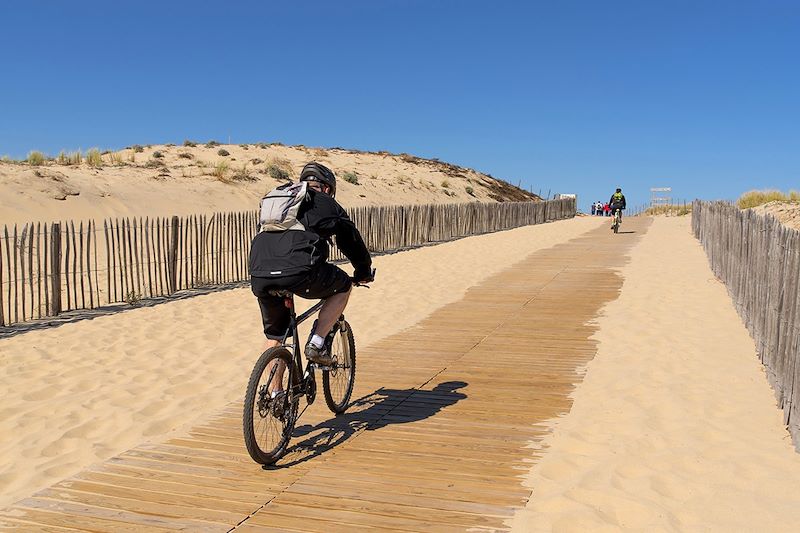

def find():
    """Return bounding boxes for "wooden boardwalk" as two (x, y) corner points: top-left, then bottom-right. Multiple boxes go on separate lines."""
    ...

(1, 217), (649, 532)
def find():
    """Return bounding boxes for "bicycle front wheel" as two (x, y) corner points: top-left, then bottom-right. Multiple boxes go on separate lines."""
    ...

(322, 319), (357, 414)
(243, 347), (296, 465)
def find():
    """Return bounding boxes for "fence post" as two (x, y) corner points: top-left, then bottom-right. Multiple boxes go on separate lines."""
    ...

(50, 223), (62, 315)
(168, 216), (179, 294)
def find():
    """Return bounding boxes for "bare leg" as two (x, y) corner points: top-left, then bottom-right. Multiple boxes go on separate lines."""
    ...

(263, 339), (286, 393)
(313, 288), (352, 339)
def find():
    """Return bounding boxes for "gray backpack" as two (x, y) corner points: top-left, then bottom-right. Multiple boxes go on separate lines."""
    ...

(258, 182), (308, 232)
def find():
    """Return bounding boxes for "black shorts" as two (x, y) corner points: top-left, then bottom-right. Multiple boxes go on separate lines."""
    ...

(251, 263), (352, 340)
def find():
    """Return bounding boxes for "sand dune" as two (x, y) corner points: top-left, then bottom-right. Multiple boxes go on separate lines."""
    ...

(0, 216), (601, 509)
(512, 216), (800, 532)
(0, 143), (538, 225)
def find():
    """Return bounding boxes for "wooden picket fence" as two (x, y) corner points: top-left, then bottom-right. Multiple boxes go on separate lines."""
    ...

(692, 200), (800, 448)
(0, 198), (575, 327)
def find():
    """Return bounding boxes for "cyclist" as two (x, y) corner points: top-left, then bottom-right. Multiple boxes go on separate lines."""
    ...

(250, 162), (374, 367)
(609, 188), (626, 225)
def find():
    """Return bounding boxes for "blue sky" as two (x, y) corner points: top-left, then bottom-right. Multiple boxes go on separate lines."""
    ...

(1, 0), (797, 210)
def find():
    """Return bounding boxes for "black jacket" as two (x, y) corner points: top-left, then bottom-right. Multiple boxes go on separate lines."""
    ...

(250, 189), (372, 279)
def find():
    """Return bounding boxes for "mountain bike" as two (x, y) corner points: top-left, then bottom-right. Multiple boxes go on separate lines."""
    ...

(611, 208), (622, 233)
(243, 273), (373, 465)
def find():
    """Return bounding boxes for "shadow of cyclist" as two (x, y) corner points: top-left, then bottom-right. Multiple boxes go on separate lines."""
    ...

(269, 380), (467, 468)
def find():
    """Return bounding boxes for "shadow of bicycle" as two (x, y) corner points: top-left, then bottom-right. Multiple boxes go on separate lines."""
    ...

(269, 380), (467, 468)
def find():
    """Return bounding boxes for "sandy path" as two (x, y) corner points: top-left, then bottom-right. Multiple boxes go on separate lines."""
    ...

(512, 217), (800, 532)
(0, 216), (601, 509)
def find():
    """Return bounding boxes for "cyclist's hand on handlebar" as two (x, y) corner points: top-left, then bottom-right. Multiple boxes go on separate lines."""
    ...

(353, 267), (376, 286)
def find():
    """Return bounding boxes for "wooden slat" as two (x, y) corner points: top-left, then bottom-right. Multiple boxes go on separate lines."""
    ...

(70, 220), (78, 310)
(20, 224), (27, 321)
(104, 220), (113, 304)
(27, 223), (34, 320)
(77, 221), (85, 310)
(0, 226), (4, 326)
(84, 221), (93, 309)
(133, 217), (142, 298)
(13, 225), (19, 322)
(93, 221), (100, 307)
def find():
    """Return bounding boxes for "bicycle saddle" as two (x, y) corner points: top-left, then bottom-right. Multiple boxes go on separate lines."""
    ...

(268, 289), (294, 298)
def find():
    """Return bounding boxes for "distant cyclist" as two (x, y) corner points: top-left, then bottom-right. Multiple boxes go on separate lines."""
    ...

(609, 188), (626, 225)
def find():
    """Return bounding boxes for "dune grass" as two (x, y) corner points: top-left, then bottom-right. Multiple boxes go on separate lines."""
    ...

(85, 148), (103, 167)
(642, 204), (692, 216)
(109, 152), (125, 165)
(212, 160), (230, 181)
(27, 151), (46, 166)
(737, 190), (800, 209)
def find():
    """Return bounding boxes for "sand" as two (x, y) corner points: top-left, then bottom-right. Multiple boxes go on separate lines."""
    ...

(0, 216), (602, 509)
(753, 201), (800, 230)
(512, 216), (800, 532)
(0, 144), (536, 226)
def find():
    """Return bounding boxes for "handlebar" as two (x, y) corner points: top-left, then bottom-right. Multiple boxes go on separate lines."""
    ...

(353, 268), (376, 288)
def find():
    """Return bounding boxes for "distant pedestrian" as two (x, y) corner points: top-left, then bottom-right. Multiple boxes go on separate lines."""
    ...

(603, 203), (611, 216)
(590, 203), (596, 215)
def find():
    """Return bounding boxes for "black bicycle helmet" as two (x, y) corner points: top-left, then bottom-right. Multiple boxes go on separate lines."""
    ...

(300, 162), (337, 197)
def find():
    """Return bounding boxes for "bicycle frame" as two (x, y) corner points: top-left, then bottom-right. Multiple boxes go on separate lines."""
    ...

(277, 297), (325, 391)
(272, 269), (373, 395)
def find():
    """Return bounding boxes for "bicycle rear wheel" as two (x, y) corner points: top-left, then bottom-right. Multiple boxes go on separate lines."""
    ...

(243, 347), (296, 465)
(322, 319), (356, 414)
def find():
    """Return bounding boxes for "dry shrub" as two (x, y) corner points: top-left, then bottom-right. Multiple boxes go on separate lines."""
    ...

(342, 171), (359, 185)
(266, 157), (293, 181)
(231, 163), (256, 182)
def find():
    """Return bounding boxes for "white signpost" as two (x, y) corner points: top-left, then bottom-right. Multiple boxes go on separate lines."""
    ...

(650, 187), (672, 208)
